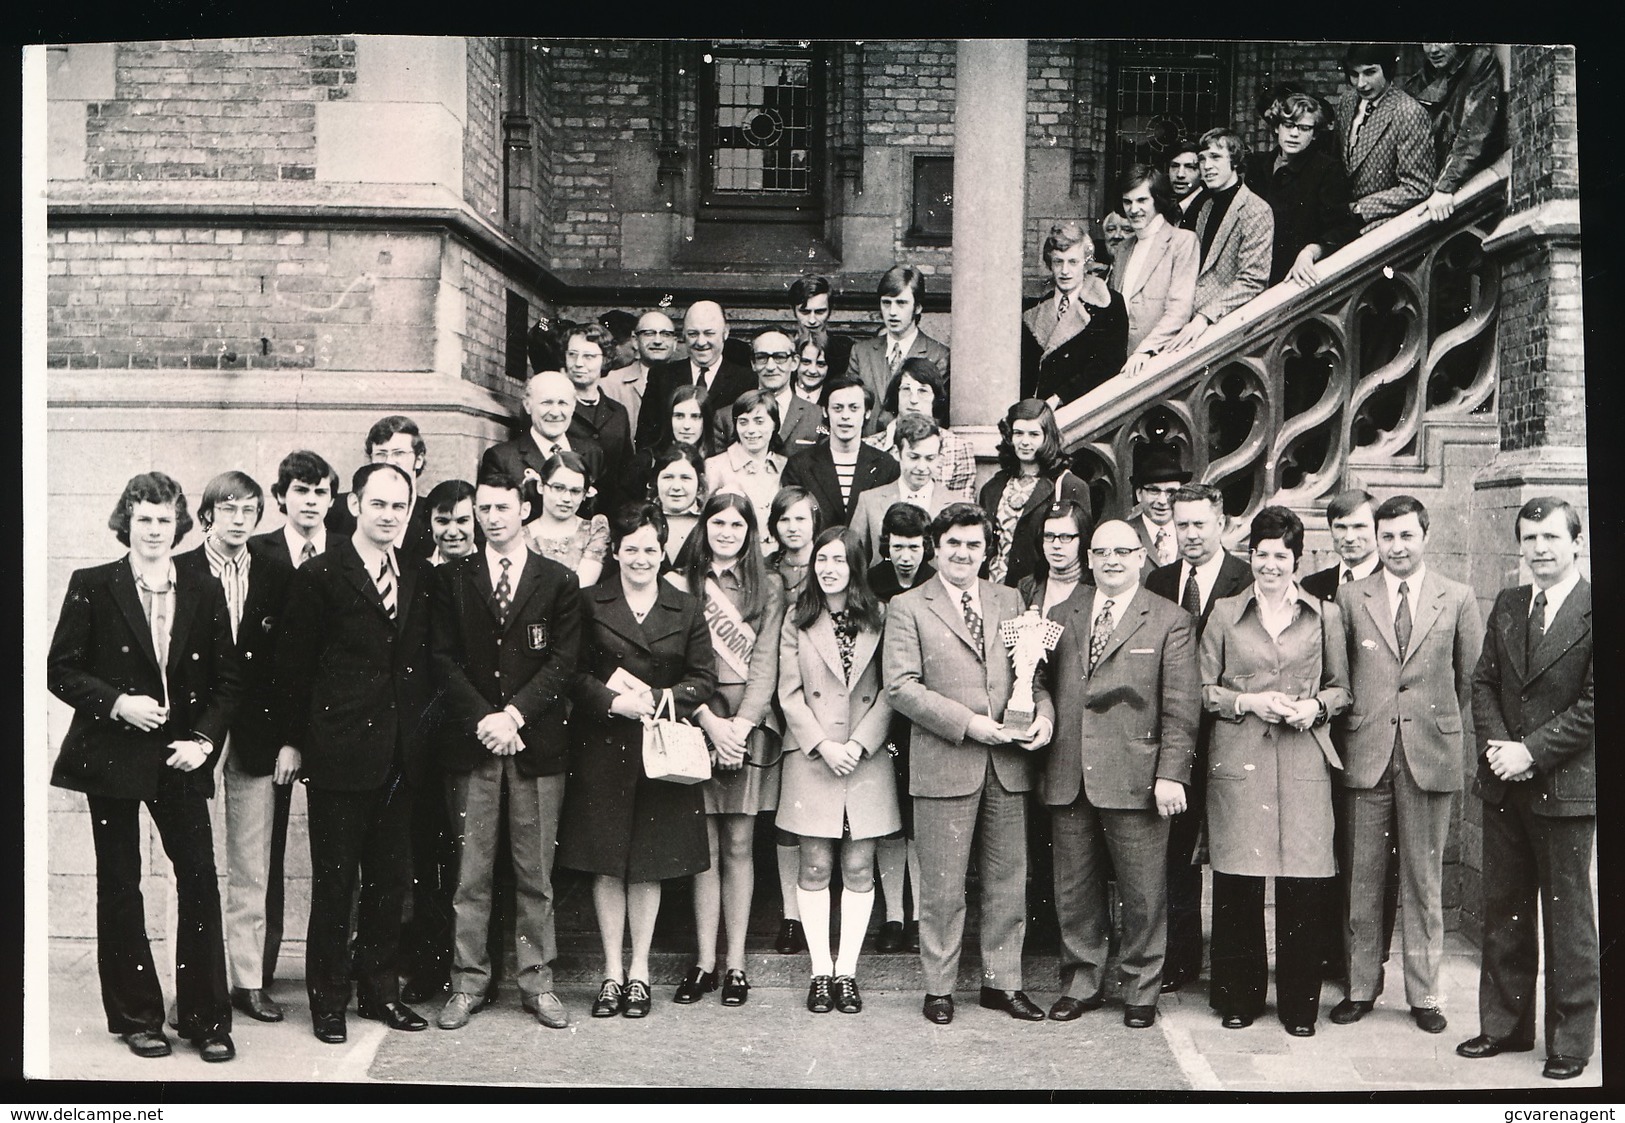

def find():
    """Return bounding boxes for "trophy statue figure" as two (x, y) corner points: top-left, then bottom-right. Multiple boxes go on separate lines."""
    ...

(999, 606), (1065, 730)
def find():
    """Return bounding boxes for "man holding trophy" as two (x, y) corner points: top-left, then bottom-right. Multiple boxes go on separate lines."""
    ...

(1039, 518), (1201, 1028)
(883, 502), (1055, 1026)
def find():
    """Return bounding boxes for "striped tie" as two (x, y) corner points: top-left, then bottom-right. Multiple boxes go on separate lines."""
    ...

(377, 555), (397, 620)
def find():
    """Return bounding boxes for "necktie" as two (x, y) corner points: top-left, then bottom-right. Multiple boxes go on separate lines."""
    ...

(1154, 526), (1174, 566)
(1181, 568), (1202, 616)
(547, 442), (561, 459)
(1342, 567), (1354, 584)
(300, 541), (317, 566)
(887, 341), (903, 373)
(494, 556), (513, 627)
(1088, 598), (1115, 674)
(1349, 99), (1371, 154)
(1527, 590), (1547, 662)
(1394, 580), (1412, 660)
(377, 555), (397, 620)
(960, 590), (984, 661)
(1057, 292), (1071, 320)
(695, 363), (711, 391)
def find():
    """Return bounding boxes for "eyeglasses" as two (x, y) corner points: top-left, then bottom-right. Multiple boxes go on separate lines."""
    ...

(1042, 532), (1080, 544)
(636, 329), (677, 339)
(752, 351), (795, 363)
(1280, 121), (1318, 134)
(543, 483), (585, 498)
(1089, 546), (1145, 559)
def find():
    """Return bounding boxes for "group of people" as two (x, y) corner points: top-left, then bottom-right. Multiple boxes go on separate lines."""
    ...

(49, 40), (1590, 1085)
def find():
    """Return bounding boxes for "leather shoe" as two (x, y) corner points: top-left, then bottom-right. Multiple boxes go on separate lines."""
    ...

(311, 1012), (347, 1044)
(1543, 1054), (1587, 1080)
(1329, 998), (1374, 1024)
(775, 918), (806, 954)
(622, 979), (652, 1019)
(720, 969), (750, 1007)
(673, 965), (718, 1004)
(401, 975), (449, 1005)
(905, 919), (921, 953)
(923, 993), (954, 1024)
(1283, 1022), (1316, 1038)
(832, 974), (862, 1014)
(120, 1030), (171, 1058)
(1159, 972), (1193, 994)
(1123, 1005), (1157, 1029)
(525, 991), (569, 1029)
(195, 1032), (235, 1062)
(1048, 994), (1104, 1021)
(875, 919), (905, 953)
(357, 999), (428, 1031)
(978, 987), (1045, 1021)
(807, 974), (834, 1014)
(1411, 1006), (1448, 1034)
(591, 979), (624, 1018)
(231, 986), (283, 1023)
(1221, 1013), (1253, 1029)
(1456, 1034), (1535, 1059)
(437, 992), (480, 1030)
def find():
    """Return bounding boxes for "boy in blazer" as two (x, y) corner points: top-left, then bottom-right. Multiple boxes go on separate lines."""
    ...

(1167, 129), (1274, 352)
(883, 503), (1054, 1025)
(1042, 520), (1200, 1028)
(48, 472), (241, 1062)
(274, 462), (437, 1043)
(1457, 498), (1596, 1080)
(847, 265), (950, 436)
(1332, 495), (1482, 1034)
(1336, 44), (1436, 232)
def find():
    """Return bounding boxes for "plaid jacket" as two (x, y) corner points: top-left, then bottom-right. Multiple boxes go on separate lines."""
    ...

(1192, 183), (1274, 325)
(1336, 86), (1436, 231)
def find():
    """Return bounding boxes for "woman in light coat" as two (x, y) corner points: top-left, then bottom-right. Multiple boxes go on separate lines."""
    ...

(778, 526), (899, 1015)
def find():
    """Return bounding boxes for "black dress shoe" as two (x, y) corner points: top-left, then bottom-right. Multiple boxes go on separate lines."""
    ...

(195, 1032), (235, 1062)
(401, 975), (449, 1005)
(1411, 1006), (1448, 1034)
(978, 987), (1046, 1021)
(807, 975), (834, 1013)
(622, 979), (652, 1019)
(1048, 994), (1104, 1021)
(775, 918), (806, 954)
(1543, 1054), (1587, 1080)
(312, 1012), (347, 1044)
(905, 919), (921, 953)
(120, 1030), (171, 1058)
(875, 919), (905, 953)
(231, 986), (284, 1023)
(1329, 998), (1374, 1024)
(357, 999), (428, 1031)
(1159, 973), (1192, 994)
(673, 965), (718, 1004)
(1283, 1022), (1316, 1037)
(1456, 1033), (1535, 1059)
(1124, 1005), (1157, 1029)
(720, 969), (750, 1006)
(1221, 1013), (1253, 1029)
(591, 979), (625, 1018)
(923, 993), (954, 1024)
(832, 974), (862, 1014)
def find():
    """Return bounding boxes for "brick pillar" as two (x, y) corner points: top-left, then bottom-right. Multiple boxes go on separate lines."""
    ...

(1462, 45), (1587, 945)
(949, 40), (1028, 430)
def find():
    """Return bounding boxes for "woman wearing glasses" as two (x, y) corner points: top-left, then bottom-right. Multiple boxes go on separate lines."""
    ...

(1018, 499), (1095, 616)
(865, 358), (976, 502)
(524, 451), (609, 588)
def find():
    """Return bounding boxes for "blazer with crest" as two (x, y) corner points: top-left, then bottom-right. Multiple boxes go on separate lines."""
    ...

(780, 440), (900, 527)
(1018, 282), (1130, 405)
(1110, 220), (1200, 358)
(272, 537), (436, 791)
(49, 557), (241, 801)
(430, 550), (582, 778)
(1471, 579), (1593, 816)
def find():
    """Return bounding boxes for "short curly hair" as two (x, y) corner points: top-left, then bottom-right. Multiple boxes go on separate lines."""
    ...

(109, 471), (193, 547)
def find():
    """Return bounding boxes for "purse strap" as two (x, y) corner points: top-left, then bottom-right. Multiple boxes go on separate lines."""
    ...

(652, 687), (676, 723)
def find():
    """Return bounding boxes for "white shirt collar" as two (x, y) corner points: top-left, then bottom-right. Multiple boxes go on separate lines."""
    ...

(1342, 554), (1382, 583)
(486, 540), (527, 583)
(530, 427), (571, 455)
(899, 478), (935, 506)
(1534, 567), (1581, 622)
(1091, 584), (1137, 621)
(1179, 551), (1228, 612)
(938, 572), (980, 618)
(1383, 564), (1426, 606)
(352, 531), (396, 579)
(284, 522), (326, 564)
(888, 326), (919, 357)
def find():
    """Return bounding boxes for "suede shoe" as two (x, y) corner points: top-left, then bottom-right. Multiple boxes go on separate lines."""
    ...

(437, 992), (480, 1030)
(525, 992), (569, 1029)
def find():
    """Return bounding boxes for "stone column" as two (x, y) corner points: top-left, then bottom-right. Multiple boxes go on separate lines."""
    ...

(949, 39), (1028, 430)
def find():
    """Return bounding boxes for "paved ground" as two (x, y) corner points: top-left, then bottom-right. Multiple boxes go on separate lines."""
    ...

(31, 931), (1601, 1092)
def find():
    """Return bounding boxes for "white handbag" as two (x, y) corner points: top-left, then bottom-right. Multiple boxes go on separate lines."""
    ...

(641, 689), (712, 785)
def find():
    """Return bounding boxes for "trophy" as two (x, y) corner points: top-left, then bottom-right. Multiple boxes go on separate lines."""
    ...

(999, 606), (1064, 730)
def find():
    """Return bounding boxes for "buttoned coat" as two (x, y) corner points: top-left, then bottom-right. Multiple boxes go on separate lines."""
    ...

(569, 394), (635, 511)
(851, 480), (948, 566)
(780, 440), (900, 526)
(430, 551), (582, 778)
(1017, 282), (1130, 405)
(1200, 589), (1353, 877)
(272, 537), (436, 791)
(1040, 585), (1200, 811)
(1191, 184), (1275, 325)
(1335, 86), (1436, 230)
(49, 557), (242, 801)
(777, 610), (899, 838)
(1334, 568), (1482, 792)
(883, 577), (1051, 798)
(1471, 580), (1593, 816)
(1110, 220), (1200, 357)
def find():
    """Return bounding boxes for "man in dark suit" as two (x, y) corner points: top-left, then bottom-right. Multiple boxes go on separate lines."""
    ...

(275, 462), (437, 1043)
(48, 472), (240, 1062)
(884, 503), (1054, 1025)
(1331, 495), (1482, 1035)
(790, 273), (853, 379)
(752, 327), (824, 454)
(431, 467), (583, 1031)
(847, 266), (951, 437)
(1128, 444), (1190, 575)
(1336, 44), (1436, 233)
(563, 321), (635, 512)
(255, 450), (338, 569)
(1042, 519), (1200, 1028)
(175, 472), (295, 1026)
(1144, 482), (1252, 992)
(779, 376), (899, 527)
(324, 416), (437, 559)
(1457, 498), (1595, 1080)
(479, 370), (607, 522)
(634, 300), (754, 450)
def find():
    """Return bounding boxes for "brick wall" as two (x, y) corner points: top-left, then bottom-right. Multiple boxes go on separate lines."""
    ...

(85, 37), (347, 183)
(464, 36), (503, 226)
(1234, 42), (1349, 157)
(1510, 46), (1578, 212)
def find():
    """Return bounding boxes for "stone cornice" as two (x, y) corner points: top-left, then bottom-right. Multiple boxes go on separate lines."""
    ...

(1481, 199), (1582, 255)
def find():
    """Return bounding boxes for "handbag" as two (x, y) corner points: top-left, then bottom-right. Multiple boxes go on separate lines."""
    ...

(641, 688), (712, 785)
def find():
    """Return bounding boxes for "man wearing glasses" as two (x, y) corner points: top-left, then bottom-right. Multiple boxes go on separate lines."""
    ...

(480, 370), (608, 520)
(604, 310), (677, 438)
(634, 300), (754, 451)
(326, 415), (437, 559)
(1129, 445), (1191, 575)
(752, 328), (823, 453)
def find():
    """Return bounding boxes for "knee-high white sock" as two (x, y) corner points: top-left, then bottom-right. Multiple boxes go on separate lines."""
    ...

(875, 838), (907, 924)
(835, 887), (875, 978)
(778, 844), (802, 921)
(906, 842), (923, 921)
(796, 886), (833, 977)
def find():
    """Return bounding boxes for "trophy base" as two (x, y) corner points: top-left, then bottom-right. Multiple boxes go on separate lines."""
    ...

(1003, 707), (1035, 730)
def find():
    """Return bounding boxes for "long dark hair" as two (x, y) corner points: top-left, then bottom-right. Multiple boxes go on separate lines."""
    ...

(682, 491), (769, 624)
(994, 398), (1065, 477)
(793, 526), (885, 634)
(1029, 499), (1094, 584)
(669, 382), (724, 457)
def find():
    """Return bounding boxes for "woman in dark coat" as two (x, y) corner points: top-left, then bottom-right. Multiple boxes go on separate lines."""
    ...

(1245, 91), (1358, 288)
(978, 399), (1092, 589)
(556, 501), (717, 1020)
(1019, 220), (1130, 407)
